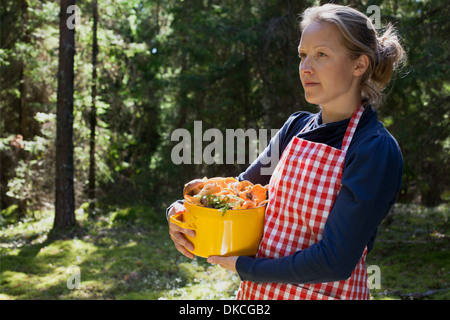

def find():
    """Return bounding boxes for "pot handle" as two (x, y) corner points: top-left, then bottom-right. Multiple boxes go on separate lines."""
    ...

(169, 213), (197, 231)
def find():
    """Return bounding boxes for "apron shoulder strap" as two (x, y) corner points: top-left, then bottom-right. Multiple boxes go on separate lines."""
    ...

(299, 116), (316, 134)
(299, 102), (365, 151)
(341, 103), (365, 152)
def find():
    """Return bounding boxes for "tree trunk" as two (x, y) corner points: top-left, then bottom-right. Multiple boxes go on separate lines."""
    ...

(88, 0), (98, 216)
(19, 0), (29, 139)
(53, 0), (76, 230)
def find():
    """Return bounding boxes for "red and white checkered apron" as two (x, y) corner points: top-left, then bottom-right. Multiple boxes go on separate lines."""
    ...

(237, 104), (370, 300)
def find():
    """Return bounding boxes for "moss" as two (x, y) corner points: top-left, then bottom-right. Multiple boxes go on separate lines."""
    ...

(1, 203), (448, 300)
(0, 205), (20, 225)
(367, 204), (450, 300)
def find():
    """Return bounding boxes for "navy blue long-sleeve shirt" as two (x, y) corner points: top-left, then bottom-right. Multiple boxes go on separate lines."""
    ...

(235, 106), (403, 284)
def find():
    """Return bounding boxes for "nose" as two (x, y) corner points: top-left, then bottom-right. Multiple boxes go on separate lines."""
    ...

(299, 56), (313, 74)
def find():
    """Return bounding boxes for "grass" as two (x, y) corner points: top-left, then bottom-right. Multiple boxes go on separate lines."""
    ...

(0, 205), (239, 300)
(0, 203), (448, 300)
(366, 203), (449, 300)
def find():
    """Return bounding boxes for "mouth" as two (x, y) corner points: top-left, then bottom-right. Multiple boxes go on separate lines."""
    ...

(303, 81), (320, 88)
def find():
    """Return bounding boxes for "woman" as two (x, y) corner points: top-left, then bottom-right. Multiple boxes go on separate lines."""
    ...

(168, 4), (406, 300)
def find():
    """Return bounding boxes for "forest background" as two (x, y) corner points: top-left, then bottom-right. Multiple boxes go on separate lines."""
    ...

(0, 0), (449, 300)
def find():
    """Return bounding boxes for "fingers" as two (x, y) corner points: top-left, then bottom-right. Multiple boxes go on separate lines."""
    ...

(174, 241), (195, 260)
(169, 221), (196, 259)
(170, 221), (196, 238)
(207, 255), (238, 273)
(207, 255), (227, 265)
(207, 256), (219, 264)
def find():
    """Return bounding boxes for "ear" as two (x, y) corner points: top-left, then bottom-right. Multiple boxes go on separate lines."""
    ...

(353, 54), (369, 77)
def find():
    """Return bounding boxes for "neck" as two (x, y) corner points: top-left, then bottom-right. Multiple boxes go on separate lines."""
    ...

(320, 96), (362, 124)
(321, 108), (354, 124)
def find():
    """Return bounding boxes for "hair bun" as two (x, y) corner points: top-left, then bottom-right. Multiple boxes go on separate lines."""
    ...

(371, 23), (406, 90)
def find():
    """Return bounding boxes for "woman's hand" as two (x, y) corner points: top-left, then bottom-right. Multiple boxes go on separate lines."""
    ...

(207, 256), (238, 273)
(168, 206), (196, 259)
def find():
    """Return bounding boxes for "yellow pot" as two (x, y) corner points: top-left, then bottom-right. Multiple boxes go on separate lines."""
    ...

(170, 201), (266, 258)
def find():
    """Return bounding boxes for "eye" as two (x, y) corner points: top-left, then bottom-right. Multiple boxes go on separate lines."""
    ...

(298, 52), (306, 59)
(317, 52), (327, 58)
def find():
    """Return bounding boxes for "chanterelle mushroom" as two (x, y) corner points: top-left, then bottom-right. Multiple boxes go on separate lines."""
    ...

(183, 179), (206, 197)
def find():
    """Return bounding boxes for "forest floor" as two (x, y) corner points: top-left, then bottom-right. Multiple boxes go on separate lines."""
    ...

(0, 203), (448, 300)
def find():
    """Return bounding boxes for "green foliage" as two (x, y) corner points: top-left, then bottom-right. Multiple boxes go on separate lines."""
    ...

(0, 204), (19, 225)
(0, 0), (448, 219)
(111, 205), (165, 225)
(367, 204), (450, 299)
(376, 0), (450, 205)
(0, 206), (238, 300)
(0, 203), (447, 299)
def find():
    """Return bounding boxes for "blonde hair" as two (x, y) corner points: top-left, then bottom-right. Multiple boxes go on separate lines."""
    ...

(300, 4), (406, 107)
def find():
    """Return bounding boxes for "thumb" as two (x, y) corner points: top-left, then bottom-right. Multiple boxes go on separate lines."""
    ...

(207, 256), (220, 264)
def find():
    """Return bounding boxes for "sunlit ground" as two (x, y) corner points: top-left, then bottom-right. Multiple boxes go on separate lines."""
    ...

(0, 203), (448, 300)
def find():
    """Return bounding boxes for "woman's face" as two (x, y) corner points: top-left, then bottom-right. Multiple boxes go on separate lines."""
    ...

(298, 21), (361, 109)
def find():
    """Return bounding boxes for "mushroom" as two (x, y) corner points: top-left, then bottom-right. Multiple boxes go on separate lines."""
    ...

(198, 182), (221, 196)
(237, 180), (252, 192)
(183, 179), (206, 198)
